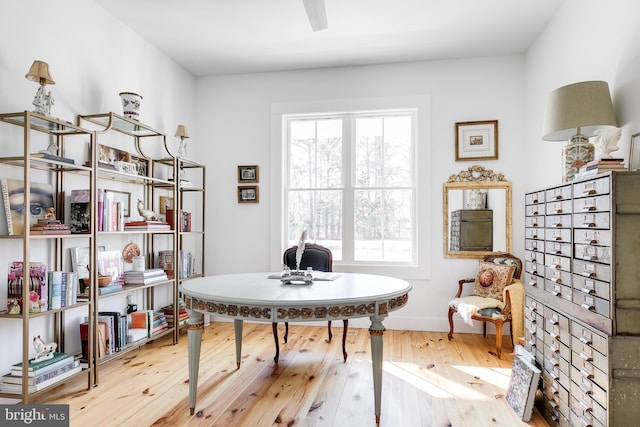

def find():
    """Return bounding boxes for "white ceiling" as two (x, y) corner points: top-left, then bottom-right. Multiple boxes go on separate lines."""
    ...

(94, 0), (564, 77)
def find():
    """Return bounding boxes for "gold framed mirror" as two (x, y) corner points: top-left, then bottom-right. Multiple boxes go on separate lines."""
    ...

(443, 165), (512, 258)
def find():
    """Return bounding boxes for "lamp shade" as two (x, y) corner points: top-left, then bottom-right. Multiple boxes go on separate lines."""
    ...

(175, 125), (189, 139)
(541, 80), (617, 141)
(25, 60), (55, 85)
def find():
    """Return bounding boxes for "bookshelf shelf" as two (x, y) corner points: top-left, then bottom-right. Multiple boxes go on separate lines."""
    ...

(77, 112), (180, 386)
(0, 110), (96, 403)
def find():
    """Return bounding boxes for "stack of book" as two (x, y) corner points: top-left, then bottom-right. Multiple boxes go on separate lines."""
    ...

(0, 352), (81, 394)
(575, 158), (627, 179)
(151, 311), (169, 336)
(124, 220), (171, 231)
(124, 268), (168, 285)
(162, 301), (188, 328)
(30, 218), (71, 235)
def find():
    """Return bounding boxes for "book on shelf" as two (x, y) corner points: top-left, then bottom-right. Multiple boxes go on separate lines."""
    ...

(98, 283), (125, 295)
(129, 310), (153, 338)
(127, 328), (147, 343)
(0, 365), (82, 394)
(7, 261), (48, 313)
(30, 152), (75, 164)
(3, 359), (80, 385)
(505, 347), (541, 421)
(124, 220), (171, 230)
(11, 353), (74, 378)
(69, 189), (91, 233)
(29, 228), (72, 235)
(12, 351), (71, 372)
(1, 178), (55, 236)
(124, 269), (168, 285)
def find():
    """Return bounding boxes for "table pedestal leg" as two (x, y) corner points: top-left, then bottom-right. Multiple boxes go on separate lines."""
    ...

(234, 319), (243, 369)
(187, 311), (204, 415)
(369, 316), (386, 424)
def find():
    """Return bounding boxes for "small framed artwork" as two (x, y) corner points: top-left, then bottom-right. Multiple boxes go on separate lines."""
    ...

(629, 132), (640, 171)
(238, 185), (259, 203)
(238, 165), (259, 183)
(159, 196), (174, 214)
(455, 120), (499, 161)
(104, 189), (131, 217)
(98, 144), (128, 169)
(128, 154), (149, 177)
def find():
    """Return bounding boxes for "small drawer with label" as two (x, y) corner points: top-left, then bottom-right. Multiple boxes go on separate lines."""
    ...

(571, 322), (608, 357)
(573, 259), (611, 282)
(546, 199), (573, 215)
(572, 289), (610, 318)
(545, 254), (572, 272)
(573, 212), (610, 229)
(525, 215), (545, 228)
(574, 243), (611, 264)
(545, 227), (572, 243)
(573, 228), (612, 247)
(546, 214), (572, 229)
(545, 240), (572, 258)
(573, 194), (610, 214)
(546, 185), (573, 202)
(573, 176), (610, 198)
(526, 191), (546, 205)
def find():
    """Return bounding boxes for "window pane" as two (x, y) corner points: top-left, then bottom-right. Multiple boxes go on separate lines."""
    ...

(354, 189), (412, 262)
(355, 115), (412, 188)
(289, 119), (342, 189)
(288, 189), (342, 260)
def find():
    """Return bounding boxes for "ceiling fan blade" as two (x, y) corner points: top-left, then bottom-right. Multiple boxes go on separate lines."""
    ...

(303, 0), (328, 32)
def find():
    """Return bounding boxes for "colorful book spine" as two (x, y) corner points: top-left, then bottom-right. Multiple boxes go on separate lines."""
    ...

(48, 271), (63, 309)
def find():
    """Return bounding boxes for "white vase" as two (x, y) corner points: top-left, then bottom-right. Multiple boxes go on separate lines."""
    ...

(119, 92), (143, 120)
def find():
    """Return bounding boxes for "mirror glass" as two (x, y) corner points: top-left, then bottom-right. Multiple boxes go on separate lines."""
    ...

(443, 166), (512, 258)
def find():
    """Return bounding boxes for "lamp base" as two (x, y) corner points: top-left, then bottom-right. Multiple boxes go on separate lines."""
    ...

(562, 137), (594, 182)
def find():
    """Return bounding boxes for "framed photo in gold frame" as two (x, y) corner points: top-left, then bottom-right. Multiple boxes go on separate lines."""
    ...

(238, 186), (259, 203)
(238, 165), (259, 183)
(455, 120), (499, 161)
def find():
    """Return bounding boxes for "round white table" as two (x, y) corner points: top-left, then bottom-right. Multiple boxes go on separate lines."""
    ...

(180, 272), (412, 424)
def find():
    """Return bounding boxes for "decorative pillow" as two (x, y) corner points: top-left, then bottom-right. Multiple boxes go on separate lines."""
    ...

(470, 261), (516, 301)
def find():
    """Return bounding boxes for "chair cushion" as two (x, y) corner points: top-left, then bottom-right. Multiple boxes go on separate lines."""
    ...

(449, 295), (504, 325)
(470, 261), (516, 301)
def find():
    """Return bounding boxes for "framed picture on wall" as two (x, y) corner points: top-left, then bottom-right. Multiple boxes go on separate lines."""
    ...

(238, 165), (259, 183)
(238, 186), (259, 203)
(455, 120), (499, 161)
(629, 132), (640, 171)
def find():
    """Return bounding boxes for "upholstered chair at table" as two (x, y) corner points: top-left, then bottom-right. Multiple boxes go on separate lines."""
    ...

(447, 253), (523, 358)
(275, 243), (348, 363)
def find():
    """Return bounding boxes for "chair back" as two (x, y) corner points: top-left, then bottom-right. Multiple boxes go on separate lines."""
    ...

(283, 243), (333, 272)
(482, 253), (522, 280)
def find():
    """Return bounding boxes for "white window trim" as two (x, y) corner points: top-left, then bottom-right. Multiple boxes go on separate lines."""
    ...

(270, 95), (431, 280)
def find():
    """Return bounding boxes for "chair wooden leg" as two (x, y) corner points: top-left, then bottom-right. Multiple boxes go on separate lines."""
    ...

(495, 322), (503, 359)
(447, 308), (455, 340)
(327, 320), (333, 342)
(272, 322), (280, 364)
(284, 322), (289, 343)
(341, 320), (348, 362)
(483, 321), (487, 338)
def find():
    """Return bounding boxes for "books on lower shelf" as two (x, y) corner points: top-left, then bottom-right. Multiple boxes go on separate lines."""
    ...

(0, 365), (82, 394)
(3, 359), (80, 385)
(505, 346), (541, 421)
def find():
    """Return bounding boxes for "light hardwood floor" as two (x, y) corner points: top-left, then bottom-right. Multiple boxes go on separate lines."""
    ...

(34, 322), (549, 427)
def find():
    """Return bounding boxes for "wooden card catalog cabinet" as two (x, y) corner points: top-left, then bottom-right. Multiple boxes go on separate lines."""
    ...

(524, 172), (640, 426)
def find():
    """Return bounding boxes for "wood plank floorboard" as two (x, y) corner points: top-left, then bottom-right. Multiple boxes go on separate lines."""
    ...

(32, 322), (549, 427)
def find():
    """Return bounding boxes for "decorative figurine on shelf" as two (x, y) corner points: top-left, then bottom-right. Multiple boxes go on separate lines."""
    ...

(7, 298), (21, 315)
(137, 199), (160, 221)
(280, 230), (313, 284)
(593, 127), (622, 160)
(32, 335), (57, 362)
(44, 206), (56, 221)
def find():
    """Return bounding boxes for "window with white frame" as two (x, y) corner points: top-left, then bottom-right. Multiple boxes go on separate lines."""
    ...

(285, 110), (416, 265)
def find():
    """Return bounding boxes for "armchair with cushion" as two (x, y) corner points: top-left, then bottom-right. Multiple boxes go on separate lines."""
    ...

(447, 253), (523, 358)
(274, 243), (348, 363)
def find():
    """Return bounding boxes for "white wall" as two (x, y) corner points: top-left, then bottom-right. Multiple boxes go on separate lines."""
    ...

(0, 1), (196, 371)
(525, 0), (640, 189)
(196, 56), (528, 331)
